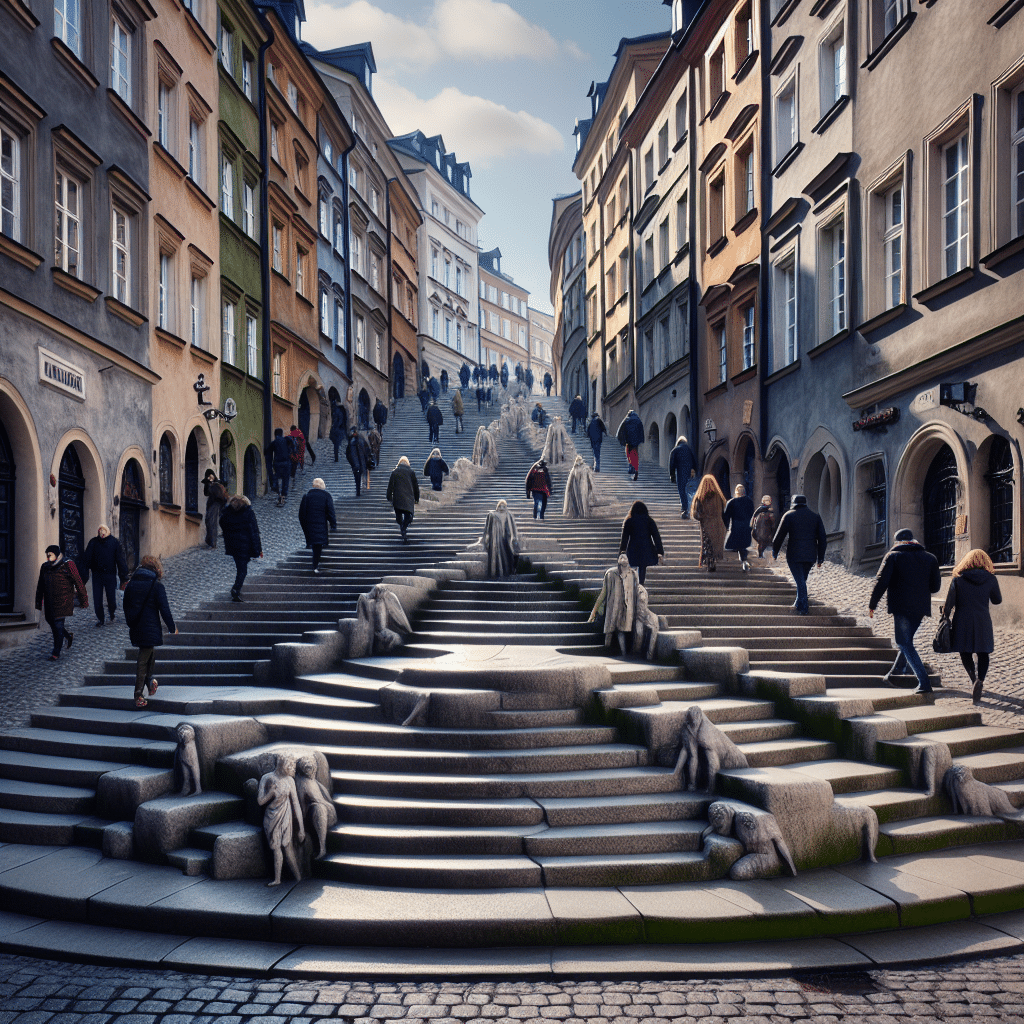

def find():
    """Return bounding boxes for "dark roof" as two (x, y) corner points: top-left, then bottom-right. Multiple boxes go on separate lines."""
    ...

(389, 130), (478, 204)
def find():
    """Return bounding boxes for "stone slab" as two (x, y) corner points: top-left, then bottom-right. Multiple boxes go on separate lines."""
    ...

(1, 919), (188, 964)
(983, 909), (1024, 940)
(270, 880), (557, 947)
(885, 849), (1024, 915)
(87, 862), (208, 929)
(776, 868), (900, 933)
(0, 910), (46, 940)
(161, 935), (298, 972)
(96, 766), (174, 820)
(275, 945), (553, 979)
(544, 887), (644, 945)
(0, 843), (61, 873)
(834, 860), (971, 928)
(843, 919), (1023, 965)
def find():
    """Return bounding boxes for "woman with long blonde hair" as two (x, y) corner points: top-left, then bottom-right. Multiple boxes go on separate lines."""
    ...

(691, 475), (727, 571)
(942, 548), (1001, 703)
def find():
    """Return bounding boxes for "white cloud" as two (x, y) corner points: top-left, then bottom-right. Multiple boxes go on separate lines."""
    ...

(374, 76), (564, 168)
(306, 1), (440, 69)
(430, 0), (559, 62)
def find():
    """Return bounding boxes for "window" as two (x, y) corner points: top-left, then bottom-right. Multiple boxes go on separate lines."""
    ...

(374, 329), (382, 368)
(659, 218), (669, 269)
(159, 435), (173, 505)
(502, 318), (511, 340)
(371, 252), (381, 291)
(675, 296), (689, 359)
(157, 253), (169, 329)
(246, 313), (258, 375)
(644, 148), (655, 190)
(883, 183), (903, 309)
(821, 215), (846, 336)
(287, 81), (297, 112)
(709, 43), (726, 106)
(820, 24), (847, 112)
(455, 265), (463, 296)
(318, 195), (329, 237)
(776, 79), (797, 161)
(242, 52), (253, 100)
(432, 308), (439, 339)
(111, 206), (130, 302)
(445, 317), (453, 347)
(370, 186), (379, 216)
(736, 5), (753, 64)
(737, 144), (755, 216)
(1013, 84), (1024, 238)
(867, 460), (887, 546)
(295, 245), (306, 297)
(272, 223), (283, 273)
(606, 264), (616, 306)
(243, 182), (255, 238)
(607, 194), (616, 231)
(158, 84), (171, 150)
(270, 123), (281, 165)
(54, 168), (81, 276)
(490, 311), (499, 333)
(320, 287), (329, 335)
(294, 153), (308, 195)
(219, 20), (232, 72)
(658, 122), (669, 168)
(355, 314), (365, 357)
(220, 152), (233, 217)
(1, 125), (21, 241)
(350, 231), (360, 274)
(273, 350), (282, 395)
(188, 119), (201, 182)
(677, 193), (688, 249)
(717, 323), (727, 383)
(987, 437), (1013, 563)
(709, 169), (725, 244)
(741, 303), (755, 370)
(675, 91), (688, 142)
(335, 299), (345, 350)
(883, 0), (910, 37)
(110, 17), (131, 104)
(776, 255), (797, 366)
(333, 209), (343, 252)
(501, 291), (509, 309)
(619, 250), (628, 298)
(430, 247), (438, 279)
(643, 236), (654, 287)
(942, 133), (969, 277)
(221, 299), (235, 364)
(190, 275), (202, 347)
(444, 259), (451, 289)
(55, 0), (81, 56)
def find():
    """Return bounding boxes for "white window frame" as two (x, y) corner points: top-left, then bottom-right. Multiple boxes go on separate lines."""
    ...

(1012, 83), (1024, 240)
(883, 0), (910, 38)
(55, 0), (81, 56)
(775, 77), (797, 164)
(188, 119), (201, 183)
(819, 21), (847, 115)
(320, 287), (329, 336)
(110, 16), (131, 105)
(157, 253), (169, 330)
(190, 275), (202, 348)
(273, 350), (282, 395)
(774, 252), (798, 368)
(219, 20), (233, 72)
(246, 313), (258, 375)
(883, 182), (903, 310)
(158, 83), (171, 150)
(820, 214), (846, 337)
(220, 152), (233, 217)
(318, 195), (329, 238)
(942, 133), (969, 278)
(54, 167), (81, 277)
(1, 125), (21, 242)
(270, 122), (279, 163)
(675, 90), (688, 142)
(350, 231), (361, 274)
(221, 299), (235, 364)
(335, 299), (346, 351)
(741, 302), (755, 370)
(243, 181), (255, 238)
(743, 147), (755, 214)
(717, 323), (727, 383)
(355, 314), (365, 358)
(295, 245), (305, 297)
(242, 54), (252, 100)
(272, 223), (283, 273)
(287, 81), (298, 113)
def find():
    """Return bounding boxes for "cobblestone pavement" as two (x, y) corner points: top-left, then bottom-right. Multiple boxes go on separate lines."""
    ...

(767, 557), (1024, 730)
(1, 951), (1023, 1022)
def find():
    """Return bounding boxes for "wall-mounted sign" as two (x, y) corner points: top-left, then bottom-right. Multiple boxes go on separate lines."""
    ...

(853, 406), (900, 432)
(39, 347), (86, 401)
(912, 389), (938, 413)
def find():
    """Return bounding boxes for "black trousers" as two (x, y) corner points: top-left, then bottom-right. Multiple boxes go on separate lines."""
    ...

(396, 510), (413, 536)
(232, 555), (250, 593)
(48, 616), (68, 655)
(92, 572), (117, 621)
(352, 469), (362, 496)
(311, 544), (323, 569)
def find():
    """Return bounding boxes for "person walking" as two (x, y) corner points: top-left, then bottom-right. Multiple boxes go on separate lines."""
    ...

(345, 427), (372, 497)
(122, 555), (177, 708)
(366, 428), (381, 489)
(202, 470), (229, 549)
(668, 435), (698, 519)
(868, 528), (942, 695)
(773, 495), (828, 615)
(587, 412), (608, 472)
(942, 548), (1001, 704)
(476, 385), (485, 413)
(619, 500), (664, 586)
(616, 408), (645, 480)
(451, 389), (464, 434)
(418, 384), (430, 414)
(219, 494), (263, 602)
(723, 485), (755, 572)
(426, 399), (443, 444)
(423, 448), (450, 491)
(288, 424), (307, 481)
(81, 524), (129, 625)
(298, 477), (336, 574)
(568, 394), (586, 434)
(373, 397), (388, 436)
(267, 427), (293, 506)
(691, 475), (727, 573)
(751, 495), (776, 559)
(329, 398), (348, 462)
(525, 458), (552, 519)
(386, 455), (420, 542)
(34, 544), (88, 661)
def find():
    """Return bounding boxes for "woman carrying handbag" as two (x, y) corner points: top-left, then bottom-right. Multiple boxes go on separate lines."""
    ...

(941, 548), (1001, 704)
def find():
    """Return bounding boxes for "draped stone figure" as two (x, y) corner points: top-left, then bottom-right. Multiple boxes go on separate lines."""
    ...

(563, 454), (596, 519)
(174, 723), (202, 797)
(257, 753), (305, 886)
(483, 499), (520, 578)
(296, 754), (337, 859)
(588, 554), (642, 656)
(355, 584), (413, 655)
(633, 586), (660, 660)
(945, 764), (1023, 819)
(542, 416), (570, 465)
(473, 425), (500, 469)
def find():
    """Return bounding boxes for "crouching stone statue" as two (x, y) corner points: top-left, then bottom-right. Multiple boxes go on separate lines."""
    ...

(673, 706), (749, 792)
(702, 801), (797, 880)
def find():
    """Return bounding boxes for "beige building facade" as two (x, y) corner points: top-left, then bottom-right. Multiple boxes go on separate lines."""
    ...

(478, 248), (529, 382)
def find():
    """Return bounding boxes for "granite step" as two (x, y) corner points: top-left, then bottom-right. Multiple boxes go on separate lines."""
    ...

(0, 749), (130, 787)
(0, 778), (97, 814)
(736, 737), (838, 768)
(536, 791), (710, 827)
(329, 823), (543, 856)
(0, 728), (176, 767)
(0, 807), (94, 845)
(317, 852), (543, 888)
(523, 819), (707, 857)
(333, 794), (547, 826)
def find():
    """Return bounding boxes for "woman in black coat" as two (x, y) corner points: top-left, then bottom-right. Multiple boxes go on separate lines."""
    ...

(423, 448), (450, 491)
(122, 555), (176, 707)
(723, 485), (755, 572)
(943, 548), (1002, 704)
(219, 495), (263, 601)
(618, 500), (664, 585)
(298, 478), (336, 573)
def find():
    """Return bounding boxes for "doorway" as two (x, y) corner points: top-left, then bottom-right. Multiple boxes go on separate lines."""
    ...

(0, 418), (14, 612)
(58, 443), (86, 565)
(119, 459), (146, 573)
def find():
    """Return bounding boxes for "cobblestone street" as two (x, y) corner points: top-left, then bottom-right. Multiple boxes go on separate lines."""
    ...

(1, 951), (1024, 1022)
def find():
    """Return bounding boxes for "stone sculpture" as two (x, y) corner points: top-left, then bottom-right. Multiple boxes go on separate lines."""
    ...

(562, 454), (596, 519)
(472, 425), (499, 469)
(541, 416), (570, 465)
(702, 802), (797, 880)
(355, 584), (412, 655)
(483, 499), (520, 578)
(588, 554), (642, 656)
(257, 753), (305, 886)
(673, 705), (749, 792)
(944, 763), (1022, 819)
(296, 754), (337, 859)
(173, 723), (202, 797)
(632, 586), (660, 660)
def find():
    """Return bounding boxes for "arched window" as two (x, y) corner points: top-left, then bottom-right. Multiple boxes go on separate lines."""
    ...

(184, 431), (199, 513)
(244, 444), (261, 501)
(987, 437), (1013, 563)
(119, 460), (146, 573)
(220, 431), (236, 494)
(740, 438), (755, 499)
(648, 422), (660, 464)
(866, 459), (887, 546)
(159, 434), (173, 505)
(776, 457), (791, 514)
(923, 444), (958, 565)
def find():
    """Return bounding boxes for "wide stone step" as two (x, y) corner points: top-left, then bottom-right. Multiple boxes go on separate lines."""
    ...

(953, 746), (1024, 784)
(0, 778), (96, 814)
(878, 814), (1018, 856)
(736, 737), (838, 768)
(914, 726), (1024, 757)
(749, 661), (895, 677)
(410, 629), (599, 646)
(880, 705), (984, 735)
(718, 718), (802, 744)
(330, 823), (542, 855)
(536, 791), (709, 827)
(334, 794), (546, 826)
(485, 708), (584, 729)
(318, 852), (543, 888)
(773, 759), (906, 794)
(833, 788), (946, 825)
(0, 807), (93, 845)
(533, 850), (728, 888)
(523, 819), (707, 857)
(83, 672), (257, 689)
(0, 749), (129, 786)
(416, 610), (589, 624)
(0, 728), (176, 767)
(694, 626), (874, 639)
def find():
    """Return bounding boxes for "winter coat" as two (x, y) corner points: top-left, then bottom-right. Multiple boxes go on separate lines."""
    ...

(268, 435), (293, 467)
(373, 399), (388, 428)
(81, 534), (129, 583)
(386, 463), (420, 513)
(616, 411), (644, 448)
(751, 504), (776, 550)
(773, 505), (828, 565)
(692, 495), (726, 563)
(288, 428), (306, 464)
(122, 567), (175, 648)
(35, 556), (88, 620)
(451, 391), (464, 416)
(943, 568), (1001, 654)
(220, 499), (263, 560)
(345, 434), (371, 474)
(525, 464), (552, 496)
(329, 402), (349, 444)
(428, 377), (441, 399)
(423, 455), (450, 491)
(203, 477), (230, 511)
(367, 429), (381, 466)
(426, 405), (444, 430)
(723, 496), (755, 552)
(298, 488), (337, 548)
(418, 389), (430, 412)
(531, 406), (547, 427)
(868, 540), (941, 619)
(587, 416), (607, 449)
(568, 397), (586, 421)
(619, 511), (664, 571)
(668, 441), (698, 485)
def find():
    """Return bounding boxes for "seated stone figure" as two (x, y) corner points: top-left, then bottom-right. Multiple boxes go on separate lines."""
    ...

(295, 754), (337, 859)
(945, 764), (1022, 820)
(673, 705), (749, 792)
(587, 553), (642, 657)
(257, 753), (305, 886)
(562, 454), (596, 519)
(702, 801), (797, 880)
(355, 584), (412, 655)
(472, 425), (500, 469)
(541, 416), (570, 465)
(632, 586), (660, 660)
(174, 722), (202, 797)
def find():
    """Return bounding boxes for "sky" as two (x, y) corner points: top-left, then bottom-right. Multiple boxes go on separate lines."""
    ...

(303, 0), (671, 313)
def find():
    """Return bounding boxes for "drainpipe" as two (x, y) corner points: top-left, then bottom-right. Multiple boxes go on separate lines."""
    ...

(757, 0), (771, 470)
(626, 152), (635, 412)
(255, 13), (274, 452)
(340, 136), (356, 389)
(386, 178), (396, 402)
(688, 64), (700, 459)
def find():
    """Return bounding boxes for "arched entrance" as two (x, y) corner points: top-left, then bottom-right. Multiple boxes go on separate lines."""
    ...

(923, 444), (959, 566)
(184, 431), (199, 513)
(298, 389), (311, 443)
(711, 456), (730, 497)
(220, 431), (237, 495)
(664, 413), (677, 447)
(327, 385), (341, 404)
(393, 355), (405, 399)
(119, 459), (146, 572)
(739, 437), (755, 499)
(776, 457), (791, 513)
(0, 419), (14, 612)
(648, 422), (660, 465)
(58, 443), (86, 565)
(358, 388), (371, 430)
(244, 444), (261, 501)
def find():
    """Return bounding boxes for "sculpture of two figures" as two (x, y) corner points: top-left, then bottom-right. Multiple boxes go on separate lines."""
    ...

(483, 499), (521, 578)
(587, 554), (660, 658)
(562, 454), (596, 519)
(356, 584), (412, 655)
(472, 425), (499, 469)
(541, 416), (570, 465)
(703, 802), (797, 881)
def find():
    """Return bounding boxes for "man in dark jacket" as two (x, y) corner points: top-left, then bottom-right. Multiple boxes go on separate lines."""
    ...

(668, 436), (698, 518)
(531, 403), (547, 429)
(476, 385), (485, 413)
(298, 477), (336, 573)
(418, 385), (430, 413)
(568, 394), (586, 434)
(386, 456), (420, 541)
(616, 409), (645, 480)
(81, 524), (129, 625)
(202, 470), (230, 549)
(329, 399), (348, 462)
(869, 528), (942, 694)
(373, 398), (388, 436)
(122, 554), (176, 707)
(587, 413), (608, 472)
(345, 428), (372, 497)
(772, 495), (827, 615)
(267, 428), (293, 505)
(426, 400), (443, 444)
(35, 544), (88, 660)
(525, 459), (552, 520)
(219, 495), (263, 601)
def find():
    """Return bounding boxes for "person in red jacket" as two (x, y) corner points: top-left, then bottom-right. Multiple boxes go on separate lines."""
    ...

(525, 459), (552, 520)
(35, 544), (88, 661)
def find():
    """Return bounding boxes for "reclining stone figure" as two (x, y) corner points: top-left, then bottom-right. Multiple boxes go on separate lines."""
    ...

(702, 801), (797, 880)
(945, 763), (1022, 820)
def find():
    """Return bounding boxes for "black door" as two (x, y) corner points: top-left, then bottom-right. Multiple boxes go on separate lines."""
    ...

(119, 459), (145, 573)
(220, 432), (236, 494)
(244, 444), (260, 501)
(0, 419), (14, 613)
(714, 458), (730, 498)
(298, 389), (311, 442)
(358, 389), (371, 430)
(58, 444), (86, 566)
(923, 444), (958, 566)
(742, 441), (755, 499)
(184, 432), (199, 513)
(393, 354), (405, 398)
(776, 458), (791, 514)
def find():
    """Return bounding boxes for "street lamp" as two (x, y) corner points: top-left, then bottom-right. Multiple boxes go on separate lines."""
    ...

(704, 417), (717, 445)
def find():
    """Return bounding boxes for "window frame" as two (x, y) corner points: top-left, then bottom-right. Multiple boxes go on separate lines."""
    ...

(54, 166), (82, 277)
(818, 211), (847, 340)
(772, 248), (798, 370)
(110, 204), (130, 304)
(246, 311), (258, 376)
(54, 0), (82, 57)
(1, 122), (22, 243)
(741, 301), (755, 371)
(221, 297), (236, 365)
(110, 14), (132, 106)
(818, 18), (847, 117)
(775, 74), (798, 166)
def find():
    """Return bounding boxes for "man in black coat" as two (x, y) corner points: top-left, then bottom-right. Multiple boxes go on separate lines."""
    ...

(219, 495), (263, 601)
(298, 478), (337, 573)
(587, 413), (608, 472)
(616, 409), (645, 480)
(329, 399), (348, 461)
(568, 395), (586, 434)
(345, 428), (372, 497)
(81, 524), (129, 625)
(386, 456), (420, 542)
(668, 436), (698, 518)
(418, 386), (430, 413)
(869, 528), (942, 694)
(476, 386), (485, 413)
(373, 398), (388, 436)
(426, 400), (443, 444)
(267, 428), (293, 506)
(202, 470), (230, 550)
(122, 554), (177, 707)
(772, 495), (827, 615)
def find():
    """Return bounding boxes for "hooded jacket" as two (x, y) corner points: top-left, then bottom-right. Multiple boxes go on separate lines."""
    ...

(122, 566), (175, 648)
(568, 397), (586, 421)
(525, 462), (551, 496)
(943, 568), (1001, 653)
(616, 411), (644, 448)
(423, 451), (450, 490)
(451, 391), (464, 416)
(586, 416), (607, 448)
(869, 539), (941, 619)
(668, 439), (698, 485)
(373, 399), (388, 428)
(219, 497), (262, 559)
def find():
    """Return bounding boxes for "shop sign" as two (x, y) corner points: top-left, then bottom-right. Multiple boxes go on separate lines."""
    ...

(853, 406), (900, 432)
(39, 347), (86, 401)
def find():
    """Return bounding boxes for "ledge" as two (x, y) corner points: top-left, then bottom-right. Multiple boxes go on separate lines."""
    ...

(862, 14), (916, 70)
(50, 36), (99, 91)
(731, 208), (758, 236)
(733, 51), (759, 85)
(673, 242), (690, 265)
(704, 381), (729, 400)
(153, 142), (188, 181)
(812, 95), (849, 135)
(808, 0), (839, 14)
(769, 36), (802, 77)
(770, 0), (801, 27)
(0, 233), (44, 271)
(51, 267), (100, 302)
(185, 176), (217, 212)
(731, 365), (757, 386)
(672, 131), (688, 153)
(707, 236), (728, 258)
(158, 504), (182, 518)
(184, 4), (216, 54)
(185, 511), (204, 525)
(188, 343), (217, 367)
(155, 327), (187, 350)
(912, 267), (974, 304)
(104, 295), (148, 328)
(859, 304), (908, 336)
(704, 91), (730, 124)
(0, 0), (39, 30)
(989, 0), (1024, 25)
(808, 327), (850, 358)
(981, 234), (1024, 269)
(772, 143), (804, 177)
(765, 358), (801, 385)
(107, 89), (151, 141)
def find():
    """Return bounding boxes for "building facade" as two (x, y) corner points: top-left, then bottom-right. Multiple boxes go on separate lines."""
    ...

(387, 174), (422, 402)
(478, 247), (529, 382)
(527, 307), (556, 395)
(549, 193), (585, 404)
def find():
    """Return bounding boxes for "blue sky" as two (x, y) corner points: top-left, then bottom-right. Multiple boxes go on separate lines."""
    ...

(304, 0), (670, 312)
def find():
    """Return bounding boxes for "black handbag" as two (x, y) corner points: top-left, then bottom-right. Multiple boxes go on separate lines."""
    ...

(933, 579), (953, 654)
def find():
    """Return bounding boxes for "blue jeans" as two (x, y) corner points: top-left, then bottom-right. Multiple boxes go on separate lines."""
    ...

(274, 462), (290, 498)
(891, 614), (931, 690)
(788, 561), (813, 612)
(591, 443), (601, 472)
(532, 491), (548, 519)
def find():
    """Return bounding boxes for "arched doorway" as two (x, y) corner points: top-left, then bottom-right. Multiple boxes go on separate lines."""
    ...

(393, 355), (405, 399)
(0, 419), (15, 612)
(776, 457), (791, 513)
(664, 413), (677, 447)
(244, 444), (261, 501)
(58, 443), (86, 565)
(327, 385), (341, 404)
(712, 456), (730, 497)
(358, 388), (371, 430)
(184, 430), (199, 513)
(648, 422), (660, 465)
(739, 438), (755, 499)
(220, 431), (237, 495)
(158, 433), (174, 506)
(298, 389), (311, 443)
(421, 360), (429, 382)
(119, 459), (146, 572)
(923, 444), (959, 566)
(986, 437), (1013, 563)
